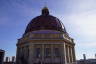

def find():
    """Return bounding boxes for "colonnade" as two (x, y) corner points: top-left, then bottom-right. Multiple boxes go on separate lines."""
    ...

(65, 44), (76, 64)
(30, 44), (64, 64)
(16, 43), (76, 64)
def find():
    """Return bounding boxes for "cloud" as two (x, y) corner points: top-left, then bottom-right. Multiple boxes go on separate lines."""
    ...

(69, 0), (96, 13)
(67, 10), (96, 37)
(57, 0), (96, 59)
(79, 42), (96, 48)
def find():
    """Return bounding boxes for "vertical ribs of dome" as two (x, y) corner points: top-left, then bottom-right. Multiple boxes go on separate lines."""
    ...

(24, 15), (66, 35)
(24, 7), (68, 35)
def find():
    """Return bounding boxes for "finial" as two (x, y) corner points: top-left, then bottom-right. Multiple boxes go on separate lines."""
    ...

(42, 6), (49, 15)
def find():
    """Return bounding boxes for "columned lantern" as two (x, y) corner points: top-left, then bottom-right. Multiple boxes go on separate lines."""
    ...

(16, 7), (76, 64)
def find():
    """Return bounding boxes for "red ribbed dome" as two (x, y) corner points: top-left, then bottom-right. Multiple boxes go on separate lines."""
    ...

(24, 7), (66, 34)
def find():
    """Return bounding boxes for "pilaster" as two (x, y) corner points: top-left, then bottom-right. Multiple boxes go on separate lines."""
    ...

(29, 44), (34, 64)
(64, 42), (67, 64)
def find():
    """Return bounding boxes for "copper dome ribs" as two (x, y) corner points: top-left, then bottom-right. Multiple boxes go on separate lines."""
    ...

(24, 8), (66, 34)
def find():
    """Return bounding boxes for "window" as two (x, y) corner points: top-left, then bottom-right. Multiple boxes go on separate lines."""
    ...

(54, 48), (60, 57)
(45, 48), (51, 58)
(35, 48), (41, 58)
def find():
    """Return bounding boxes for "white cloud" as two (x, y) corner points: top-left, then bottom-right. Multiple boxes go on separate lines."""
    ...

(78, 42), (96, 48)
(70, 0), (96, 13)
(67, 10), (96, 37)
(58, 0), (96, 59)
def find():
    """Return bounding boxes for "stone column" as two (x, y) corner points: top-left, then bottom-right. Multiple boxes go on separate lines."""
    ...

(51, 44), (54, 63)
(16, 46), (20, 64)
(60, 44), (63, 64)
(72, 46), (76, 62)
(65, 45), (69, 63)
(42, 44), (44, 64)
(69, 46), (72, 63)
(64, 43), (67, 64)
(68, 45), (70, 63)
(70, 47), (73, 63)
(29, 44), (34, 64)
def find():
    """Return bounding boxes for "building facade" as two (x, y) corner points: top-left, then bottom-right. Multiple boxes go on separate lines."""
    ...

(77, 59), (96, 64)
(4, 56), (16, 64)
(16, 7), (76, 64)
(0, 49), (5, 64)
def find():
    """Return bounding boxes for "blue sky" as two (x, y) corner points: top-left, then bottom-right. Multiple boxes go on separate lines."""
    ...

(0, 0), (96, 60)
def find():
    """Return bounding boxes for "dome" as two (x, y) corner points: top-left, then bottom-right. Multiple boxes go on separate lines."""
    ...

(24, 7), (66, 34)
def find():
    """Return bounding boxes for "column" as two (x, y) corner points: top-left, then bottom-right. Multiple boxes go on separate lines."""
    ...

(68, 45), (70, 63)
(72, 46), (76, 62)
(51, 44), (54, 63)
(69, 46), (72, 63)
(60, 44), (63, 64)
(42, 44), (44, 64)
(25, 46), (30, 63)
(16, 47), (20, 64)
(70, 47), (73, 63)
(65, 45), (69, 63)
(64, 43), (67, 64)
(29, 44), (34, 64)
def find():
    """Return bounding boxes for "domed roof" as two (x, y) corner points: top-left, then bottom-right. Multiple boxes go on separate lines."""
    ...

(24, 7), (66, 34)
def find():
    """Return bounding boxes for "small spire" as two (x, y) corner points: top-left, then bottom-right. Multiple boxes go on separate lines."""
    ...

(42, 6), (49, 15)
